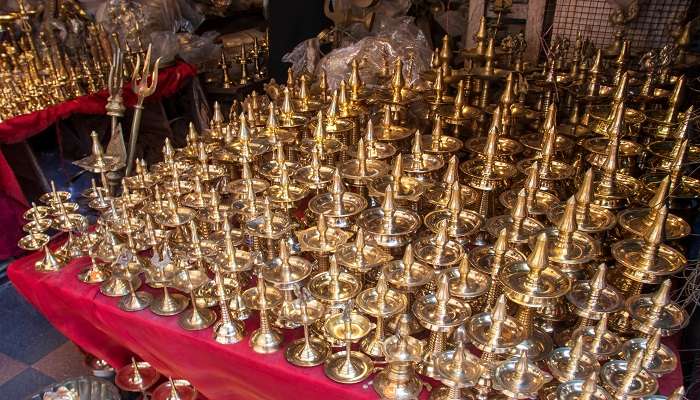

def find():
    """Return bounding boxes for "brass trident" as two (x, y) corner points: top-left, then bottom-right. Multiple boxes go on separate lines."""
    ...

(125, 44), (160, 176)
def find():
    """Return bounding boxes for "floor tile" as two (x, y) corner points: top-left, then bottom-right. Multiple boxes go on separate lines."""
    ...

(0, 285), (67, 364)
(0, 352), (27, 386)
(32, 341), (90, 382)
(0, 368), (55, 399)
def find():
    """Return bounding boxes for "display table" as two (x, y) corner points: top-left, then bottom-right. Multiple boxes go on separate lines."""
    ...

(8, 239), (684, 399)
(0, 62), (197, 259)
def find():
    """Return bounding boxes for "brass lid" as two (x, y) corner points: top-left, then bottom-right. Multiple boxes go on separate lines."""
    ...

(566, 264), (623, 318)
(467, 295), (524, 353)
(445, 258), (491, 300)
(335, 228), (393, 273)
(412, 273), (471, 331)
(499, 233), (571, 307)
(382, 244), (434, 290)
(356, 272), (407, 318)
(492, 350), (553, 398)
(412, 223), (464, 268)
(308, 256), (362, 305)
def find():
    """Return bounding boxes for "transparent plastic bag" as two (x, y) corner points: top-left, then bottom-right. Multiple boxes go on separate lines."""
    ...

(178, 31), (221, 65)
(281, 37), (321, 78)
(433, 9), (467, 37)
(372, 0), (412, 24)
(318, 16), (432, 89)
(150, 31), (179, 64)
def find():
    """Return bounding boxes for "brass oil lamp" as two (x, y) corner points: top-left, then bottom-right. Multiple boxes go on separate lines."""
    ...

(284, 287), (330, 367)
(424, 156), (479, 212)
(307, 169), (368, 230)
(383, 244), (434, 335)
(600, 351), (658, 400)
(491, 349), (552, 399)
(413, 273), (470, 378)
(368, 154), (424, 210)
(358, 185), (421, 253)
(356, 271), (407, 358)
(499, 232), (570, 361)
(335, 227), (392, 284)
(323, 304), (374, 384)
(430, 340), (483, 400)
(372, 333), (424, 400)
(467, 295), (525, 400)
(460, 121), (517, 218)
(262, 240), (312, 329)
(242, 269), (284, 353)
(486, 189), (545, 253)
(297, 213), (352, 272)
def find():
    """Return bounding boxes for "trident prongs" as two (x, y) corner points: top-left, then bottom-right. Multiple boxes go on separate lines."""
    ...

(125, 44), (162, 176)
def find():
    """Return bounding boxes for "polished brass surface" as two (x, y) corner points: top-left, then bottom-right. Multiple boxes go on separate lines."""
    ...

(25, 26), (700, 398)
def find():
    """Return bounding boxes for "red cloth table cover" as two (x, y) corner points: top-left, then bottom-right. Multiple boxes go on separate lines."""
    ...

(8, 242), (684, 400)
(0, 62), (197, 259)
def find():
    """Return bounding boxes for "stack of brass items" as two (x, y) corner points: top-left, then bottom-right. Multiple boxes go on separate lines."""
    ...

(21, 25), (696, 399)
(216, 33), (270, 89)
(0, 0), (129, 120)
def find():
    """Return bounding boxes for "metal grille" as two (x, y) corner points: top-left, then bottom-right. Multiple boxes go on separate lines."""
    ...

(548, 0), (690, 55)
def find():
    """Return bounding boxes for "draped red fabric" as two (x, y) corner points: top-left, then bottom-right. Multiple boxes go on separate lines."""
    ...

(8, 245), (684, 400)
(0, 62), (196, 259)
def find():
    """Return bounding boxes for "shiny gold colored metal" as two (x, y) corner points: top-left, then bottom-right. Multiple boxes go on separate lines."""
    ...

(115, 358), (161, 393)
(19, 30), (700, 396)
(335, 226), (392, 278)
(492, 349), (552, 399)
(546, 336), (599, 385)
(401, 130), (445, 183)
(548, 168), (616, 234)
(308, 255), (362, 330)
(500, 161), (560, 218)
(499, 232), (570, 361)
(359, 184), (421, 251)
(486, 189), (545, 250)
(372, 333), (424, 400)
(383, 244), (434, 335)
(147, 244), (189, 316)
(620, 329), (677, 377)
(151, 378), (198, 400)
(357, 271), (407, 358)
(612, 205), (686, 287)
(323, 306), (374, 384)
(413, 273), (470, 378)
(297, 213), (352, 272)
(556, 371), (612, 400)
(243, 269), (283, 353)
(567, 315), (623, 362)
(467, 294), (523, 399)
(617, 176), (690, 241)
(307, 169), (368, 230)
(413, 222), (464, 270)
(263, 239), (312, 329)
(591, 102), (640, 210)
(177, 268), (216, 331)
(430, 340), (483, 400)
(213, 264), (245, 344)
(460, 120), (517, 218)
(626, 279), (688, 337)
(600, 351), (658, 400)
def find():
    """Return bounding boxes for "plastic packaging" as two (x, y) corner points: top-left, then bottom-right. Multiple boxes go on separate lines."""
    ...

(281, 37), (321, 79)
(177, 31), (221, 65)
(317, 16), (432, 89)
(95, 0), (209, 63)
(150, 31), (179, 64)
(433, 9), (467, 38)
